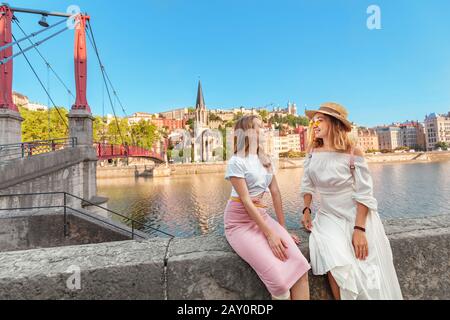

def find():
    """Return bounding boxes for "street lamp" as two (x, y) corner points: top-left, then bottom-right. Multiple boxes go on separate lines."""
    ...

(38, 14), (49, 27)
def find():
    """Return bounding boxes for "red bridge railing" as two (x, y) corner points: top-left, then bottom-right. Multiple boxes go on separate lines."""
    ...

(95, 143), (164, 162)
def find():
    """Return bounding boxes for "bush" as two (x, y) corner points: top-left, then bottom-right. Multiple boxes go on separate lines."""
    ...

(279, 150), (306, 158)
(435, 142), (448, 151)
(289, 150), (305, 158)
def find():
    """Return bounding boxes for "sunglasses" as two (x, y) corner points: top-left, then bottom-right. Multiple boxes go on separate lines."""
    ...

(309, 120), (321, 127)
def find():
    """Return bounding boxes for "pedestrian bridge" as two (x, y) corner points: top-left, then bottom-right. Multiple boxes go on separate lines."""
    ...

(95, 143), (165, 163)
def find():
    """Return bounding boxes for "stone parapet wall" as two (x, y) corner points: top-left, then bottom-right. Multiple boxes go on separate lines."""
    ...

(0, 209), (140, 252)
(0, 146), (98, 210)
(0, 215), (448, 300)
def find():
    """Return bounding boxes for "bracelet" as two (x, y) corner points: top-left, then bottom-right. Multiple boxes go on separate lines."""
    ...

(302, 207), (311, 215)
(354, 226), (366, 232)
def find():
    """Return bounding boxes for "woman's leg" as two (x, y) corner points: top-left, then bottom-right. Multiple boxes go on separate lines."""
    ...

(290, 272), (310, 300)
(327, 272), (341, 300)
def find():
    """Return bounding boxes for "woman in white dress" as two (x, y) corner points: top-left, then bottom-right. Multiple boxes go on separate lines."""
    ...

(300, 102), (403, 300)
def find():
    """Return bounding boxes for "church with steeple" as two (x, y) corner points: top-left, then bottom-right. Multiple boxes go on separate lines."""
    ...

(191, 80), (221, 162)
(195, 80), (208, 126)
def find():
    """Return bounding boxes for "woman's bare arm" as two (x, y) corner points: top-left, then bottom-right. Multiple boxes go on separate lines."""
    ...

(230, 177), (288, 260)
(301, 193), (313, 231)
(303, 193), (312, 209)
(352, 147), (369, 260)
(355, 203), (369, 228)
(270, 175), (300, 244)
(268, 175), (285, 228)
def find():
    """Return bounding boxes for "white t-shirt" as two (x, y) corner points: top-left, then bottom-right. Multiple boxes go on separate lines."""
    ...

(224, 154), (274, 198)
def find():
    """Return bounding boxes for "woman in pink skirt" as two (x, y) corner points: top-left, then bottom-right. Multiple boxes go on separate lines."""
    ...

(224, 115), (311, 300)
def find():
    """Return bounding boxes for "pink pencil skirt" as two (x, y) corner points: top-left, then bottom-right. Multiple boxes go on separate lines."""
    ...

(224, 199), (311, 297)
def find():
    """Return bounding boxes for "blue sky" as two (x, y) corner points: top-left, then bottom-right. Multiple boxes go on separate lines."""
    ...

(8, 0), (450, 127)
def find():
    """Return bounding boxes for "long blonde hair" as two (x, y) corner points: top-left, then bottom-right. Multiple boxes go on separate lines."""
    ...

(306, 113), (355, 153)
(233, 115), (272, 168)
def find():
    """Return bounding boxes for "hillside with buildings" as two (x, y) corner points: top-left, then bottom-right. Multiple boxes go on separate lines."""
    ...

(12, 86), (450, 162)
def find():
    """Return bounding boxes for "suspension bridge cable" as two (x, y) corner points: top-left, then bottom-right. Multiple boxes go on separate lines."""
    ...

(105, 66), (128, 116)
(1, 26), (69, 65)
(100, 76), (107, 143)
(13, 19), (75, 99)
(85, 23), (128, 117)
(0, 17), (67, 53)
(12, 34), (68, 129)
(47, 64), (52, 139)
(86, 20), (144, 150)
(84, 20), (126, 146)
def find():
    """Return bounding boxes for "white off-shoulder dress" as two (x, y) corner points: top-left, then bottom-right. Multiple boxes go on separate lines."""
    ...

(300, 151), (403, 300)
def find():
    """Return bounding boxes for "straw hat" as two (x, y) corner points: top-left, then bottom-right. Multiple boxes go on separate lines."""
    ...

(305, 102), (353, 132)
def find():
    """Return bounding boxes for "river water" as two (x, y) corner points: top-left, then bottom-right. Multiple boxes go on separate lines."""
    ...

(98, 160), (450, 237)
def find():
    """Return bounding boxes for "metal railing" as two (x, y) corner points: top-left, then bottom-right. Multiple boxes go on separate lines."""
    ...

(94, 142), (165, 162)
(0, 137), (77, 163)
(0, 191), (174, 240)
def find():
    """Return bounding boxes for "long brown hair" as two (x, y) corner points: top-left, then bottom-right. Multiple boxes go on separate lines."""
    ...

(306, 113), (355, 153)
(233, 115), (272, 168)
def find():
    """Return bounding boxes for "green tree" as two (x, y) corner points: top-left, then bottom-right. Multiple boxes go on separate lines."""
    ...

(209, 113), (222, 121)
(130, 120), (159, 149)
(435, 141), (448, 150)
(233, 112), (244, 122)
(268, 114), (309, 128)
(20, 106), (69, 142)
(219, 127), (228, 160)
(107, 118), (131, 145)
(93, 116), (108, 143)
(225, 120), (234, 128)
(258, 109), (269, 122)
(186, 118), (194, 131)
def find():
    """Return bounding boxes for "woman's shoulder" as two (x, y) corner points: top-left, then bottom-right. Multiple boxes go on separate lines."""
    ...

(352, 146), (365, 157)
(228, 154), (247, 166)
(228, 154), (241, 162)
(225, 155), (247, 177)
(309, 146), (365, 158)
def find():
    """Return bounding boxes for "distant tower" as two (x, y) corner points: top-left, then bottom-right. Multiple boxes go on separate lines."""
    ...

(287, 101), (297, 115)
(195, 80), (208, 126)
(291, 102), (297, 115)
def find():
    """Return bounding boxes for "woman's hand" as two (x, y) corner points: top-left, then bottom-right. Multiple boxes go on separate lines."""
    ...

(352, 230), (369, 260)
(290, 233), (300, 245)
(301, 209), (313, 232)
(266, 232), (289, 261)
(280, 225), (300, 244)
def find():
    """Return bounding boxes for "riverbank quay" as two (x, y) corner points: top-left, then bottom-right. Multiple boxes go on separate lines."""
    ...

(96, 151), (450, 178)
(0, 214), (448, 299)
